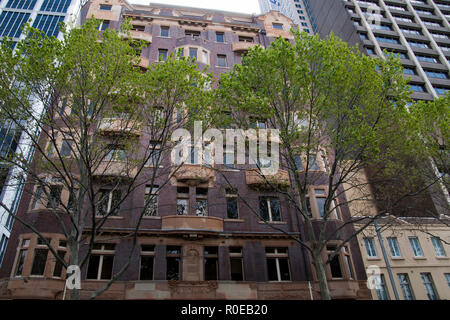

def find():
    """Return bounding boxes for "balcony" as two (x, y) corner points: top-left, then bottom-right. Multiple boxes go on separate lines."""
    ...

(173, 164), (215, 185)
(120, 30), (152, 43)
(161, 215), (224, 232)
(93, 161), (138, 179)
(232, 42), (257, 52)
(328, 280), (361, 300)
(139, 57), (150, 69)
(245, 169), (290, 190)
(99, 118), (141, 136)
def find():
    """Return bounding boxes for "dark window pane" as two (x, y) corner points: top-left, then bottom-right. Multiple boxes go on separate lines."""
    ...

(15, 249), (27, 276)
(204, 258), (218, 280)
(31, 249), (48, 275)
(46, 185), (62, 208)
(140, 256), (154, 280)
(294, 155), (303, 171)
(329, 254), (342, 278)
(166, 257), (180, 280)
(259, 197), (269, 220)
(111, 190), (121, 215)
(316, 198), (325, 218)
(167, 246), (181, 255)
(204, 246), (218, 255)
(278, 258), (291, 281)
(160, 26), (169, 37)
(100, 255), (114, 279)
(216, 32), (224, 42)
(86, 255), (100, 279)
(226, 198), (238, 219)
(53, 251), (65, 277)
(270, 198), (281, 221)
(267, 258), (278, 281)
(230, 258), (243, 281)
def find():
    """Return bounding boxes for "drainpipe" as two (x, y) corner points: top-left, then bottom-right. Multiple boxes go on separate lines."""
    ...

(374, 219), (400, 300)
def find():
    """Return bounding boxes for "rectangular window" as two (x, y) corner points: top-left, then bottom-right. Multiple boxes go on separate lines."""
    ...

(144, 185), (159, 216)
(41, 0), (71, 13)
(189, 47), (198, 60)
(387, 237), (401, 257)
(364, 237), (378, 257)
(97, 189), (121, 216)
(99, 20), (110, 31)
(445, 274), (450, 288)
(327, 245), (343, 278)
(140, 245), (155, 280)
(176, 186), (189, 215)
(160, 26), (169, 37)
(31, 248), (48, 276)
(0, 234), (8, 265)
(32, 14), (65, 37)
(158, 49), (168, 61)
(259, 197), (281, 222)
(307, 154), (319, 170)
(99, 4), (112, 10)
(226, 189), (239, 219)
(52, 250), (65, 278)
(0, 11), (31, 38)
(431, 237), (446, 257)
(6, 0), (37, 10)
(420, 273), (439, 300)
(216, 32), (224, 42)
(46, 185), (62, 209)
(166, 246), (181, 280)
(375, 274), (390, 300)
(238, 36), (253, 43)
(185, 30), (200, 38)
(409, 237), (423, 257)
(147, 142), (161, 167)
(32, 186), (43, 210)
(217, 54), (227, 67)
(105, 145), (126, 161)
(272, 23), (283, 30)
(204, 246), (218, 280)
(195, 188), (208, 216)
(266, 247), (290, 281)
(60, 139), (72, 157)
(86, 244), (115, 280)
(398, 273), (415, 300)
(229, 247), (244, 281)
(15, 249), (27, 276)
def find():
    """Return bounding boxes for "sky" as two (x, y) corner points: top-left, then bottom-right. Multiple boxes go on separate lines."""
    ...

(129, 0), (261, 15)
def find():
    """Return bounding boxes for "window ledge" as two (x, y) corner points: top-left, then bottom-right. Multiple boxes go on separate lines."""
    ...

(367, 257), (382, 261)
(435, 256), (449, 260)
(391, 257), (404, 260)
(413, 256), (426, 260)
(224, 219), (245, 222)
(258, 221), (287, 225)
(216, 66), (230, 69)
(142, 216), (161, 220)
(95, 216), (124, 220)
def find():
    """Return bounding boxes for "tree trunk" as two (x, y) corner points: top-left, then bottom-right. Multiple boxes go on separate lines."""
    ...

(312, 250), (331, 300)
(68, 238), (80, 300)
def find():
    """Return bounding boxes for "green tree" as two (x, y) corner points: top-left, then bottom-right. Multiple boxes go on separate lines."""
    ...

(213, 32), (442, 299)
(0, 19), (211, 299)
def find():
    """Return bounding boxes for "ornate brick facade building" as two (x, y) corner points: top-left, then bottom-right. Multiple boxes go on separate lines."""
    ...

(0, 0), (371, 300)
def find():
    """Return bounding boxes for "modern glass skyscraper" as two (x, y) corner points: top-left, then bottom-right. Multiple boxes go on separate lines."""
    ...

(303, 0), (450, 101)
(258, 0), (313, 33)
(0, 0), (82, 266)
